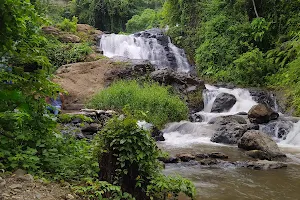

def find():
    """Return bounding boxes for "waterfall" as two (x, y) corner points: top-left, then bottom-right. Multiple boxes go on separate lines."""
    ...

(281, 121), (300, 146)
(199, 84), (257, 122)
(99, 31), (191, 72)
(162, 84), (258, 146)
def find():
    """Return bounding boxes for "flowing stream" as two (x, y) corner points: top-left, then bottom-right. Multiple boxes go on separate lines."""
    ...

(159, 85), (300, 200)
(100, 30), (300, 199)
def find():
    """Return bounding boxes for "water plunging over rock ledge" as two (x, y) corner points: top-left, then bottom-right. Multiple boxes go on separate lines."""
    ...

(99, 28), (192, 72)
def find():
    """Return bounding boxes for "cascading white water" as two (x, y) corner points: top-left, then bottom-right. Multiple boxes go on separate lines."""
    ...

(99, 34), (190, 72)
(281, 121), (300, 146)
(162, 84), (258, 146)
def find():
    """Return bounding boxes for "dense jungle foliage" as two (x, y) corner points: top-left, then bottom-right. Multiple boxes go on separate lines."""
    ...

(0, 0), (196, 199)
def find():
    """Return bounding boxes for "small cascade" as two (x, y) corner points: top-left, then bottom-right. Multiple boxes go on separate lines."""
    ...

(99, 29), (191, 72)
(199, 84), (257, 122)
(162, 84), (258, 146)
(281, 121), (300, 146)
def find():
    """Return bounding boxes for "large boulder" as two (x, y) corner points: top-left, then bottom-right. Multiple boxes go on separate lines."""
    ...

(58, 33), (81, 43)
(208, 115), (247, 125)
(211, 93), (237, 113)
(150, 69), (204, 88)
(236, 160), (287, 170)
(248, 104), (279, 124)
(238, 130), (286, 160)
(249, 89), (278, 111)
(105, 58), (155, 82)
(211, 123), (248, 144)
(42, 26), (60, 35)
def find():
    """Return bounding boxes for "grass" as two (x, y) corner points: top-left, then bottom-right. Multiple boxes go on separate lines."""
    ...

(86, 80), (188, 128)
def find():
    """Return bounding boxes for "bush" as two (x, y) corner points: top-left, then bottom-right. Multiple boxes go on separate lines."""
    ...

(94, 114), (196, 199)
(45, 37), (92, 69)
(126, 9), (162, 33)
(87, 80), (188, 128)
(57, 16), (78, 33)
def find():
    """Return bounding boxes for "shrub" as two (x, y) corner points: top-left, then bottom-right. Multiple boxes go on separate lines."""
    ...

(45, 38), (92, 69)
(87, 80), (188, 128)
(57, 16), (78, 33)
(94, 114), (196, 199)
(126, 9), (162, 33)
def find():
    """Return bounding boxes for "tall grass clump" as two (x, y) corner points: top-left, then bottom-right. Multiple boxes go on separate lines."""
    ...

(87, 80), (188, 127)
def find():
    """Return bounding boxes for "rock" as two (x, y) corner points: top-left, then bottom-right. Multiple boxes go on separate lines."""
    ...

(16, 174), (34, 182)
(211, 123), (248, 144)
(248, 104), (279, 124)
(236, 112), (248, 115)
(59, 33), (81, 43)
(42, 26), (60, 35)
(77, 24), (94, 33)
(151, 127), (165, 141)
(9, 184), (22, 189)
(105, 59), (155, 81)
(242, 160), (287, 170)
(209, 152), (229, 159)
(211, 93), (237, 113)
(66, 194), (75, 200)
(159, 156), (180, 163)
(208, 115), (247, 125)
(249, 89), (278, 111)
(186, 86), (205, 113)
(176, 153), (195, 162)
(260, 120), (294, 139)
(238, 130), (286, 160)
(245, 150), (275, 160)
(81, 123), (99, 133)
(199, 159), (219, 165)
(195, 152), (228, 159)
(189, 113), (203, 122)
(150, 69), (204, 87)
(247, 123), (260, 130)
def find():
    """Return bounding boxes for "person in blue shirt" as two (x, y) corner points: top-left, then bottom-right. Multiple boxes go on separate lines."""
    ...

(46, 92), (65, 115)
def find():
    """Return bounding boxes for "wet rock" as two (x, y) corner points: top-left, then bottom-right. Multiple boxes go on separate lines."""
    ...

(249, 89), (277, 111)
(247, 123), (260, 130)
(59, 33), (81, 43)
(238, 130), (286, 160)
(211, 93), (237, 113)
(150, 69), (204, 87)
(248, 104), (279, 124)
(208, 115), (247, 125)
(176, 153), (195, 162)
(81, 123), (99, 133)
(159, 156), (180, 163)
(241, 160), (287, 170)
(211, 123), (248, 144)
(245, 150), (275, 160)
(199, 159), (219, 165)
(236, 112), (248, 115)
(260, 120), (294, 139)
(195, 152), (229, 159)
(189, 113), (203, 122)
(151, 127), (165, 141)
(105, 59), (155, 81)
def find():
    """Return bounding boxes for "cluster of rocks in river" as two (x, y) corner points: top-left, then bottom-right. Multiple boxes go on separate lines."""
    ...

(59, 109), (165, 141)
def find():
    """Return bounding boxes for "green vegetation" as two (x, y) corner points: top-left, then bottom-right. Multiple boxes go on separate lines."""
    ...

(87, 80), (188, 127)
(70, 0), (164, 32)
(1, 2), (196, 199)
(126, 9), (162, 33)
(162, 0), (300, 114)
(57, 16), (78, 33)
(94, 114), (196, 199)
(45, 37), (92, 69)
